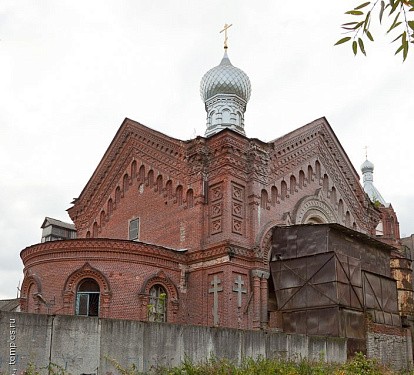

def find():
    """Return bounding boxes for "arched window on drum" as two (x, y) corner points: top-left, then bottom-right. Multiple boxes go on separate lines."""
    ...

(76, 278), (100, 317)
(148, 284), (167, 322)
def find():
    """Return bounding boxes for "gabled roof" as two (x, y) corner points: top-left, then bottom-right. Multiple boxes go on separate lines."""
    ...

(41, 217), (75, 230)
(71, 118), (186, 204)
(67, 118), (190, 224)
(267, 117), (377, 230)
(270, 117), (360, 179)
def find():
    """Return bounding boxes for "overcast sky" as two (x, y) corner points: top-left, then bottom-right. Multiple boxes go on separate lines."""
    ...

(0, 1), (412, 299)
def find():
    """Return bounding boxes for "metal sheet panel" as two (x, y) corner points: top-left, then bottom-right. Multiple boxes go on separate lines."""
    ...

(343, 309), (366, 339)
(270, 224), (400, 335)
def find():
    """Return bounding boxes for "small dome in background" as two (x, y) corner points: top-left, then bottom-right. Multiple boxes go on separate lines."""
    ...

(361, 159), (374, 174)
(361, 158), (388, 207)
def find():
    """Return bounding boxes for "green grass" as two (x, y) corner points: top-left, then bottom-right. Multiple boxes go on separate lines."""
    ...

(109, 352), (413, 375)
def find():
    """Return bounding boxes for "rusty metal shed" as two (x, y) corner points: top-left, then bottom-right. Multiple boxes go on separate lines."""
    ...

(270, 224), (400, 338)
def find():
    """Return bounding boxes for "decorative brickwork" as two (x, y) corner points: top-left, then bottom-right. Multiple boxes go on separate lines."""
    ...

(231, 182), (245, 235)
(210, 182), (223, 235)
(20, 117), (403, 334)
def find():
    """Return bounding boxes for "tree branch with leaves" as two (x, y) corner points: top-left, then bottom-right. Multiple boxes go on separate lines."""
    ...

(336, 0), (414, 60)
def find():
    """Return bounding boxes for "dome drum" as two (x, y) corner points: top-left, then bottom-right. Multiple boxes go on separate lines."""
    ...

(204, 94), (246, 137)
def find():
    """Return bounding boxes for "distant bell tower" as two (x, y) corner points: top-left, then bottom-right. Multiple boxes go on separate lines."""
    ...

(200, 24), (251, 137)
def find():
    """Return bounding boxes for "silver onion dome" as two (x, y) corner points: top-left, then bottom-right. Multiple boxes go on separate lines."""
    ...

(200, 50), (251, 103)
(360, 158), (387, 206)
(361, 159), (374, 174)
(200, 50), (251, 137)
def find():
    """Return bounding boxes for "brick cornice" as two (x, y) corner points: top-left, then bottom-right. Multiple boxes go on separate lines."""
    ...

(21, 239), (188, 270)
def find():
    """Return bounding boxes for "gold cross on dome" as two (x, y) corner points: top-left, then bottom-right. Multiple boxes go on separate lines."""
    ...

(364, 145), (368, 160)
(220, 23), (233, 49)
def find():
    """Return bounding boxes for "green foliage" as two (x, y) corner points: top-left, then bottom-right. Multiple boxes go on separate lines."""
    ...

(22, 354), (414, 375)
(106, 356), (142, 375)
(336, 0), (414, 60)
(20, 362), (68, 375)
(22, 363), (41, 375)
(340, 352), (383, 374)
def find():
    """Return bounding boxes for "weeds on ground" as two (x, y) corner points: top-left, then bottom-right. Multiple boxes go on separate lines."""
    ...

(18, 353), (414, 375)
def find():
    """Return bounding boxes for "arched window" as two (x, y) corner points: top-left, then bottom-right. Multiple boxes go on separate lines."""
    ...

(390, 217), (395, 236)
(315, 160), (321, 181)
(148, 170), (154, 188)
(330, 187), (337, 206)
(208, 111), (215, 127)
(299, 170), (305, 189)
(139, 165), (145, 183)
(338, 200), (344, 222)
(166, 180), (173, 199)
(376, 220), (384, 236)
(260, 189), (268, 209)
(131, 160), (137, 180)
(148, 284), (167, 322)
(290, 175), (296, 195)
(176, 185), (183, 206)
(236, 111), (242, 126)
(345, 211), (351, 227)
(76, 278), (100, 317)
(308, 165), (313, 183)
(115, 186), (121, 204)
(107, 198), (113, 216)
(123, 174), (129, 193)
(92, 222), (98, 238)
(186, 189), (194, 208)
(100, 211), (106, 227)
(323, 174), (329, 194)
(27, 283), (37, 313)
(156, 175), (163, 193)
(222, 108), (231, 124)
(281, 181), (287, 200)
(86, 231), (91, 238)
(271, 186), (278, 206)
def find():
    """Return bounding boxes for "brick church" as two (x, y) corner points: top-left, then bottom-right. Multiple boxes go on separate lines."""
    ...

(19, 38), (412, 341)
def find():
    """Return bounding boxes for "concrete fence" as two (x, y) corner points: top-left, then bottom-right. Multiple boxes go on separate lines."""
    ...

(0, 311), (409, 373)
